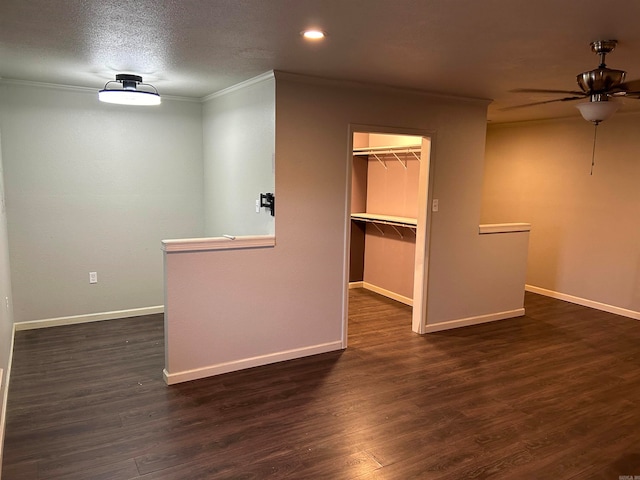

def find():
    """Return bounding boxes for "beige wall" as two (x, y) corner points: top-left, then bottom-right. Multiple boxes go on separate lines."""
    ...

(202, 74), (275, 236)
(0, 131), (14, 460)
(367, 133), (421, 148)
(164, 72), (529, 382)
(483, 112), (640, 315)
(366, 151), (419, 218)
(363, 227), (415, 299)
(0, 82), (204, 322)
(358, 134), (420, 299)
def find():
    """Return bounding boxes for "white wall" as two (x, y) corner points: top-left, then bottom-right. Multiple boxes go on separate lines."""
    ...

(202, 73), (275, 236)
(0, 130), (15, 463)
(483, 112), (640, 316)
(164, 73), (528, 383)
(0, 82), (204, 322)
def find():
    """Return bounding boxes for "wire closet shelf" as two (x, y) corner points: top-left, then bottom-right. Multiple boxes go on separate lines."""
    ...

(353, 144), (421, 169)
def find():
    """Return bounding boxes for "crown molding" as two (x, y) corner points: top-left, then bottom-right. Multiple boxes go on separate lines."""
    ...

(0, 78), (199, 103)
(0, 78), (97, 93)
(1, 70), (495, 108)
(201, 71), (275, 102)
(488, 106), (640, 127)
(273, 70), (492, 106)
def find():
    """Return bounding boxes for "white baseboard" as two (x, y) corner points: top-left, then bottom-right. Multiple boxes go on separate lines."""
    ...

(0, 324), (16, 472)
(15, 305), (164, 331)
(525, 285), (640, 321)
(424, 308), (525, 333)
(359, 282), (413, 306)
(348, 281), (364, 289)
(164, 341), (344, 385)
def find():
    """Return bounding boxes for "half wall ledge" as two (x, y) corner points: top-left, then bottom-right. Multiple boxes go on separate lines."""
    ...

(478, 223), (531, 234)
(162, 235), (276, 253)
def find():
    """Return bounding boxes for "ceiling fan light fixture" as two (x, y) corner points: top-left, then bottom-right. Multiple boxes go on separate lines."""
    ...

(98, 74), (161, 106)
(576, 99), (619, 124)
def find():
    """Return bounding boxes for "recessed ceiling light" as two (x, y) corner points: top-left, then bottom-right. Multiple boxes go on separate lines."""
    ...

(302, 29), (326, 40)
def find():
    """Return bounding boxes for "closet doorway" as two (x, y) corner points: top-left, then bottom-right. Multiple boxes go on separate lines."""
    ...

(344, 129), (433, 344)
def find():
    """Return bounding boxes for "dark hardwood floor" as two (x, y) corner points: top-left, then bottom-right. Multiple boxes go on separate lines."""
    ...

(3, 290), (640, 479)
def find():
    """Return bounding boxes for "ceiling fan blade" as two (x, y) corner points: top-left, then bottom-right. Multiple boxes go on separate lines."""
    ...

(619, 92), (640, 99)
(611, 78), (640, 93)
(500, 96), (586, 111)
(510, 88), (586, 96)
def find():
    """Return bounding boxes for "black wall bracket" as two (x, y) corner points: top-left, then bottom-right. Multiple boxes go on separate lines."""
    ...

(260, 193), (275, 216)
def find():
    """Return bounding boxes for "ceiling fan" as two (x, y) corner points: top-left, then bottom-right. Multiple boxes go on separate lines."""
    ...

(508, 40), (640, 124)
(507, 40), (640, 174)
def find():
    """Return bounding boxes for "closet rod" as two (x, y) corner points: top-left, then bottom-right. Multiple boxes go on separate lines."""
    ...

(354, 219), (416, 238)
(351, 215), (417, 230)
(353, 145), (421, 157)
(353, 146), (420, 169)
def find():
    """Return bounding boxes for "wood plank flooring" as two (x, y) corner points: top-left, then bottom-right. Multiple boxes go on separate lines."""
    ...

(3, 290), (640, 479)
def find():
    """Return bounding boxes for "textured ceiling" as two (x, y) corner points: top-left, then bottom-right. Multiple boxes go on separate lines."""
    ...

(3, 0), (640, 123)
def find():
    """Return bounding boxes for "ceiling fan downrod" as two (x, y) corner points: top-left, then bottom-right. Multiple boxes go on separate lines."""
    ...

(591, 40), (617, 68)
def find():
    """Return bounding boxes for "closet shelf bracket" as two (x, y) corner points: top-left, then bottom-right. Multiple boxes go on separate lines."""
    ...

(372, 153), (387, 169)
(352, 145), (421, 165)
(350, 213), (418, 239)
(390, 225), (404, 238)
(370, 222), (385, 235)
(391, 152), (407, 169)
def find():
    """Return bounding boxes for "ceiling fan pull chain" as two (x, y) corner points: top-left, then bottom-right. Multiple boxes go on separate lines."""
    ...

(590, 122), (599, 175)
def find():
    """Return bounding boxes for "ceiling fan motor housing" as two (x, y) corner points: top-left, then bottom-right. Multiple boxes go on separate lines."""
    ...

(577, 68), (626, 94)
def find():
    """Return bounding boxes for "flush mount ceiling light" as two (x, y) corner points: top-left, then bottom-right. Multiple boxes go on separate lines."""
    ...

(98, 74), (161, 106)
(301, 29), (326, 40)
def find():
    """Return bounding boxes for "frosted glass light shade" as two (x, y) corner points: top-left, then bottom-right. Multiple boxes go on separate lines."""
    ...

(98, 89), (161, 106)
(576, 100), (619, 123)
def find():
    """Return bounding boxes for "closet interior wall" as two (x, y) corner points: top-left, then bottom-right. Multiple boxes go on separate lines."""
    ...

(350, 133), (420, 304)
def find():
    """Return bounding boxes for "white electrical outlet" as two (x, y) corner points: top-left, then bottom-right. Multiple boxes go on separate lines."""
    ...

(89, 272), (98, 284)
(432, 199), (439, 212)
(5, 297), (8, 310)
(256, 199), (261, 213)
